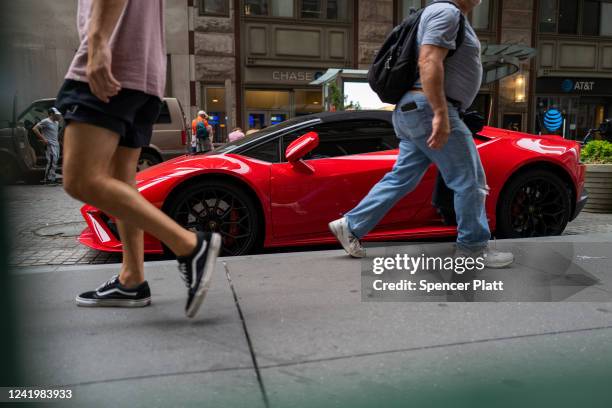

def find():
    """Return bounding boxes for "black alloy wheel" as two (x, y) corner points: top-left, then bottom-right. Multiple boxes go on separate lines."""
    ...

(166, 180), (260, 256)
(496, 170), (571, 238)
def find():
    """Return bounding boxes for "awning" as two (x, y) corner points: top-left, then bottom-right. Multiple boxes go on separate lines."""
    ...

(310, 44), (537, 87)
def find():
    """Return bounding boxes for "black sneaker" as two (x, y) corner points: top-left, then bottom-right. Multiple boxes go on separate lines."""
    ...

(177, 231), (222, 318)
(75, 275), (151, 307)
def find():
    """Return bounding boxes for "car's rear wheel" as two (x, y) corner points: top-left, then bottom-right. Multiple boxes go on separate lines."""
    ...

(166, 180), (260, 256)
(496, 170), (571, 238)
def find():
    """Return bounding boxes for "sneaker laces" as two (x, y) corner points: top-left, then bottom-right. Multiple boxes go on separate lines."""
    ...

(178, 262), (191, 288)
(96, 275), (119, 291)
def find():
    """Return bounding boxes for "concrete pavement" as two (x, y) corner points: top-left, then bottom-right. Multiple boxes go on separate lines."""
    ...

(13, 232), (612, 407)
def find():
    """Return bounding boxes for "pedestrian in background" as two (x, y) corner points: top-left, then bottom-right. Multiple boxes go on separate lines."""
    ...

(56, 0), (221, 318)
(191, 110), (208, 138)
(195, 120), (213, 153)
(228, 127), (245, 142)
(32, 107), (62, 184)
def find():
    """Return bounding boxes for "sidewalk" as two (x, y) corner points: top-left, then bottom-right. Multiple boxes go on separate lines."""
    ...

(13, 233), (612, 407)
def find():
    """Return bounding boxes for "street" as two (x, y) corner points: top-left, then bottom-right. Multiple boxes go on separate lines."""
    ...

(6, 184), (612, 268)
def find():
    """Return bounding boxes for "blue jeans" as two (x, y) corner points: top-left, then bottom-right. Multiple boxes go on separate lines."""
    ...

(345, 92), (490, 252)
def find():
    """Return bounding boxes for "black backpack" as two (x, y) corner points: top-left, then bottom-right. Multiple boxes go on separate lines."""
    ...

(367, 1), (465, 104)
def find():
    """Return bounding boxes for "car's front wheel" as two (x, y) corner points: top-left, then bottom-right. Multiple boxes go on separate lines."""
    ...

(496, 169), (572, 238)
(165, 179), (260, 256)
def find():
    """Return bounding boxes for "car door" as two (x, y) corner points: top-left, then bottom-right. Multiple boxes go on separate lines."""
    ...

(269, 118), (433, 241)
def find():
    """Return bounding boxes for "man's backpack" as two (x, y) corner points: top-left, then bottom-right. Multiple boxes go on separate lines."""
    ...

(367, 1), (465, 104)
(196, 121), (209, 140)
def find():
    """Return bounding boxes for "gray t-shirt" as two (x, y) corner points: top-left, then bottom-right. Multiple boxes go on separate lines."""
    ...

(415, 1), (483, 110)
(37, 118), (59, 146)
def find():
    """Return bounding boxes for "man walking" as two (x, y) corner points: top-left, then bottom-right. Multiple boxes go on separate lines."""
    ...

(32, 108), (62, 184)
(56, 0), (221, 318)
(329, 0), (513, 268)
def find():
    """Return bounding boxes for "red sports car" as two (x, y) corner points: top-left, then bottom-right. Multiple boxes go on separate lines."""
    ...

(79, 111), (587, 257)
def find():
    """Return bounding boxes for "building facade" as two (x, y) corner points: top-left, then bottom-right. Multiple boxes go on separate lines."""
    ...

(195, 0), (612, 140)
(2, 0), (193, 126)
(4, 1), (612, 142)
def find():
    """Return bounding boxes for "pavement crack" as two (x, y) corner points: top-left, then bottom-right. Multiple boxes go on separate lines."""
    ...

(223, 261), (270, 408)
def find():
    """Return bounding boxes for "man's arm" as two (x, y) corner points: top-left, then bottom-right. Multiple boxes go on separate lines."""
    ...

(87, 0), (128, 102)
(419, 44), (450, 150)
(32, 122), (48, 145)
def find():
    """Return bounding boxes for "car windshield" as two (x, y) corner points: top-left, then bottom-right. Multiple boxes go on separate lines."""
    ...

(214, 116), (315, 154)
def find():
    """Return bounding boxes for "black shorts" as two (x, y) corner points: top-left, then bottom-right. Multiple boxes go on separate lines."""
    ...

(55, 79), (162, 148)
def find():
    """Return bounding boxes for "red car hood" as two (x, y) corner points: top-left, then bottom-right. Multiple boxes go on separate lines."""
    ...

(135, 153), (255, 193)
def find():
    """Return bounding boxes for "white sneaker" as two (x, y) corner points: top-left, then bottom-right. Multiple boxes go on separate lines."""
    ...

(455, 246), (514, 269)
(328, 217), (365, 258)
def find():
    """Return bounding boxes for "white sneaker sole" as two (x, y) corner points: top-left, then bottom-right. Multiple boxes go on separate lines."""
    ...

(186, 232), (222, 318)
(328, 219), (364, 258)
(75, 297), (151, 308)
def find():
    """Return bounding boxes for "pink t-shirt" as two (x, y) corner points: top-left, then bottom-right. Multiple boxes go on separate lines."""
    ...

(66, 0), (167, 99)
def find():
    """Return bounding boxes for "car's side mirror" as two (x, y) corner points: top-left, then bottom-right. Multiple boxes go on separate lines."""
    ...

(286, 132), (319, 162)
(285, 132), (319, 174)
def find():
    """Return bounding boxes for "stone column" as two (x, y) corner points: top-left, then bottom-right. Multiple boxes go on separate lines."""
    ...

(358, 0), (395, 69)
(497, 0), (535, 131)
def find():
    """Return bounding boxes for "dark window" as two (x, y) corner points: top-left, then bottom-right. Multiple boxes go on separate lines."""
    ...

(242, 139), (280, 162)
(199, 0), (229, 16)
(156, 102), (172, 124)
(301, 0), (322, 18)
(558, 0), (578, 34)
(326, 0), (347, 20)
(539, 0), (612, 36)
(281, 120), (398, 161)
(583, 1), (601, 35)
(244, 0), (268, 15)
(539, 0), (557, 32)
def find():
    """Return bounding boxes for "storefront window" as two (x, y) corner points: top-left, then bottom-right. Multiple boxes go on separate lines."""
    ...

(295, 90), (323, 115)
(200, 0), (229, 16)
(535, 96), (612, 140)
(270, 0), (294, 17)
(245, 90), (290, 130)
(244, 0), (268, 16)
(471, 0), (490, 30)
(246, 90), (290, 110)
(203, 86), (227, 142)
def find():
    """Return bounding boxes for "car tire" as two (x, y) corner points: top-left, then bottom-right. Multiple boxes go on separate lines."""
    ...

(496, 169), (571, 238)
(137, 150), (161, 171)
(165, 179), (261, 257)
